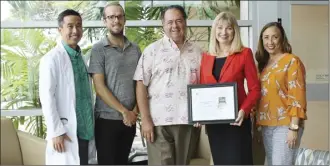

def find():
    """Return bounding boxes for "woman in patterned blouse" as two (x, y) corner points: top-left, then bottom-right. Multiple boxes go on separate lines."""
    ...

(255, 22), (307, 165)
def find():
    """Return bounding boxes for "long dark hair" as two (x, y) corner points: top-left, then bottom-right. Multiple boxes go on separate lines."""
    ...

(255, 22), (292, 73)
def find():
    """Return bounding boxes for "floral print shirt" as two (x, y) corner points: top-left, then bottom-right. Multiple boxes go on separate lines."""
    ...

(257, 54), (307, 126)
(133, 35), (202, 126)
(62, 41), (94, 140)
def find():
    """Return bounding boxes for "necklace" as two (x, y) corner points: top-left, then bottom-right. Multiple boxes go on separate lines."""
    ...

(216, 51), (229, 58)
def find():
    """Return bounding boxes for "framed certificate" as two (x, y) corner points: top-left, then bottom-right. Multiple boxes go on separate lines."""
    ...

(187, 82), (238, 124)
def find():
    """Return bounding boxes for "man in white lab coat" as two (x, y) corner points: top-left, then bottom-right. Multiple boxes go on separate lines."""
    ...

(39, 9), (95, 165)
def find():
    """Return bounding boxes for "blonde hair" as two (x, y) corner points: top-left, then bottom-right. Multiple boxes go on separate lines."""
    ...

(209, 12), (244, 55)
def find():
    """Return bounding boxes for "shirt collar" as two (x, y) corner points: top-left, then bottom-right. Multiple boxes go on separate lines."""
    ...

(61, 40), (81, 57)
(102, 35), (131, 49)
(162, 34), (189, 50)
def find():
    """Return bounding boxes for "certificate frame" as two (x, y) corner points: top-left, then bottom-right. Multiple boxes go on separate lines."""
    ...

(187, 82), (238, 124)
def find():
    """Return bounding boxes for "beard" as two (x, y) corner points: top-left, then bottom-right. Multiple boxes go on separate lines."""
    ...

(109, 29), (124, 36)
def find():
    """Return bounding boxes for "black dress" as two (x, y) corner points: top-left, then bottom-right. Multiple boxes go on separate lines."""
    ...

(206, 57), (253, 165)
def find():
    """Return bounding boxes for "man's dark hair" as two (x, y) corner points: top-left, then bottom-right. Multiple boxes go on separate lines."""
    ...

(57, 9), (81, 27)
(160, 5), (187, 21)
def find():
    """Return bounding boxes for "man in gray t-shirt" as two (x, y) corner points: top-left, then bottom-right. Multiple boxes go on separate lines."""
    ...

(88, 2), (141, 165)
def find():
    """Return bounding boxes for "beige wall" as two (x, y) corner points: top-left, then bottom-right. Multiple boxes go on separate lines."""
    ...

(291, 5), (329, 151)
(300, 102), (329, 151)
(291, 5), (329, 84)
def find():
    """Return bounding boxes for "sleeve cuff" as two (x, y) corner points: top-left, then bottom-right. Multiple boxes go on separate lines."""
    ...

(289, 107), (307, 119)
(47, 125), (67, 140)
(240, 108), (252, 118)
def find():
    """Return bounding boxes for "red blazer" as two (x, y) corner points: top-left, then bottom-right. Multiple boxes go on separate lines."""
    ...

(200, 47), (261, 117)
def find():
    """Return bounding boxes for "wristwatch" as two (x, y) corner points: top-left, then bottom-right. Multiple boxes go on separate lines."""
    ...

(289, 123), (299, 131)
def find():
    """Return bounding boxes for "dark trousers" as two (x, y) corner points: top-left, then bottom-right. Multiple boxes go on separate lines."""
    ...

(206, 119), (253, 165)
(95, 118), (136, 165)
(78, 137), (89, 165)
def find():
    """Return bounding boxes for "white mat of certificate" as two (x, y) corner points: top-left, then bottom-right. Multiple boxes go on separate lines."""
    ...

(191, 86), (236, 121)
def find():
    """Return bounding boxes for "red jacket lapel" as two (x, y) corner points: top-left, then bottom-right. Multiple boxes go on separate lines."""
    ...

(201, 53), (217, 84)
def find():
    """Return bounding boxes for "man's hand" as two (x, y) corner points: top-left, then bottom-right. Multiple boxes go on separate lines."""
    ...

(122, 110), (137, 127)
(141, 117), (154, 143)
(52, 134), (71, 153)
(132, 106), (139, 115)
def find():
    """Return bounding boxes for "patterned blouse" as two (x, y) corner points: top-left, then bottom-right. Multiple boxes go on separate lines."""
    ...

(256, 53), (307, 126)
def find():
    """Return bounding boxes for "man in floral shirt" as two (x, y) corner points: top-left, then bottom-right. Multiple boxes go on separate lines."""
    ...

(134, 5), (202, 165)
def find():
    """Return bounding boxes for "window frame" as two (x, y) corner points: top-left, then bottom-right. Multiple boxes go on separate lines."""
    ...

(1, 1), (257, 115)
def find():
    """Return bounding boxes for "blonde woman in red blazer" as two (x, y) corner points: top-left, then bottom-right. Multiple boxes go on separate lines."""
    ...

(199, 12), (261, 165)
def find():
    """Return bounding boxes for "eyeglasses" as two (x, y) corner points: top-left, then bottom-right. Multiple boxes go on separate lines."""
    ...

(104, 14), (125, 21)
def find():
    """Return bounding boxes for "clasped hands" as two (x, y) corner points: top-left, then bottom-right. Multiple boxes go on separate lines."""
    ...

(122, 107), (138, 127)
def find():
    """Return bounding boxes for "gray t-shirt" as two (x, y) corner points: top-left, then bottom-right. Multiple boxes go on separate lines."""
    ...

(88, 36), (141, 120)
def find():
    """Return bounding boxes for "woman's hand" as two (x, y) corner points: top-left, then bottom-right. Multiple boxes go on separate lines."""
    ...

(251, 110), (262, 143)
(230, 109), (245, 126)
(193, 122), (202, 128)
(253, 126), (263, 144)
(286, 129), (298, 149)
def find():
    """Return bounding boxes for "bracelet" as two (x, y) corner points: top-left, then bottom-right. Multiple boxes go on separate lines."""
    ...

(288, 128), (298, 132)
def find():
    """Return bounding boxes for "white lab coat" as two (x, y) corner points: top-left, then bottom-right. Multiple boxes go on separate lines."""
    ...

(39, 41), (96, 165)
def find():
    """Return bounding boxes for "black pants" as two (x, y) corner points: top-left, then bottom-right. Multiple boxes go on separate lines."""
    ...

(95, 118), (136, 165)
(206, 119), (253, 165)
(78, 137), (89, 165)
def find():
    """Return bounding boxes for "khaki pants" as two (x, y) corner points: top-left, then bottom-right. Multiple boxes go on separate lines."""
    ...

(147, 125), (200, 165)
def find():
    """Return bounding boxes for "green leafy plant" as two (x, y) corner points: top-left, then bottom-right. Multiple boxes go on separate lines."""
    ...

(1, 28), (57, 138)
(2, 0), (240, 141)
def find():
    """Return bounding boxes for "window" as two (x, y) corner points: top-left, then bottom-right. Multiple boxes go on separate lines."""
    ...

(126, 26), (250, 52)
(1, 28), (105, 110)
(1, 1), (254, 140)
(1, 1), (254, 106)
(1, 1), (120, 21)
(125, 0), (243, 20)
